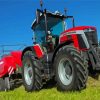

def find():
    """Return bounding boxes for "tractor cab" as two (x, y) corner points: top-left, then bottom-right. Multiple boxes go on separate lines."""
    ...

(31, 9), (74, 51)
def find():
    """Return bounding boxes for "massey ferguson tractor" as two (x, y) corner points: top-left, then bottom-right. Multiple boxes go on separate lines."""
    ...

(21, 8), (100, 92)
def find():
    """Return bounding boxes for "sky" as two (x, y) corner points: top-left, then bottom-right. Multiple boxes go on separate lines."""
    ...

(0, 0), (100, 51)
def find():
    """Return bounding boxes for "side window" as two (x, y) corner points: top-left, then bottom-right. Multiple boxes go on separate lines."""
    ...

(34, 30), (46, 44)
(52, 21), (65, 36)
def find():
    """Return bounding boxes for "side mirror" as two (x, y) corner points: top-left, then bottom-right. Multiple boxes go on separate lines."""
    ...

(36, 10), (40, 24)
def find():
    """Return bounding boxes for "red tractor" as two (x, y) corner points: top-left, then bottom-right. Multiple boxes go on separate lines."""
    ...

(0, 51), (22, 91)
(21, 8), (100, 92)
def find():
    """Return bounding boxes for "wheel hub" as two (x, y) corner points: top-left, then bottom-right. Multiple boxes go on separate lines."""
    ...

(24, 60), (33, 86)
(58, 58), (73, 86)
(64, 62), (72, 76)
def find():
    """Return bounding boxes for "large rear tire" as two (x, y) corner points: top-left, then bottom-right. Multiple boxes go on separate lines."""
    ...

(54, 45), (88, 91)
(22, 51), (43, 92)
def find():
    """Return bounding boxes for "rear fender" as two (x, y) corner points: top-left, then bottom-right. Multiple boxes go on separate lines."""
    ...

(52, 41), (73, 63)
(22, 44), (44, 59)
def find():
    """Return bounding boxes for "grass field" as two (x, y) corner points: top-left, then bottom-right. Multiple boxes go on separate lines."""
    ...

(0, 77), (100, 100)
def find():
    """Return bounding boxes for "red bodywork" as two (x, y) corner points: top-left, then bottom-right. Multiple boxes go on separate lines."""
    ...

(30, 26), (97, 59)
(0, 51), (22, 78)
(24, 26), (96, 60)
(60, 26), (96, 50)
(33, 44), (44, 59)
(62, 26), (96, 33)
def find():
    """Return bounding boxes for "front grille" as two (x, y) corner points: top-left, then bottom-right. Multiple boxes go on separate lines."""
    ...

(84, 31), (98, 46)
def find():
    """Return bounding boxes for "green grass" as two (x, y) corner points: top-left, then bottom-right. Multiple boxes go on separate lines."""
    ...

(0, 77), (100, 100)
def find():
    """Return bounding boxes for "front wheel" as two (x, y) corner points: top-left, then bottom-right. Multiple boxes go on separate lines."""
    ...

(54, 45), (88, 91)
(22, 51), (43, 92)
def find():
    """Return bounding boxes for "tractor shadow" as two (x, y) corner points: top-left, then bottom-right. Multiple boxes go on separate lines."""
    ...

(42, 79), (57, 89)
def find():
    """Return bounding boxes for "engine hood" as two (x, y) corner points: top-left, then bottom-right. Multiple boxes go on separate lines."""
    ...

(61, 26), (96, 34)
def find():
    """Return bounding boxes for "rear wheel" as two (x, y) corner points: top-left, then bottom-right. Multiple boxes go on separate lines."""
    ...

(54, 45), (88, 91)
(22, 51), (43, 92)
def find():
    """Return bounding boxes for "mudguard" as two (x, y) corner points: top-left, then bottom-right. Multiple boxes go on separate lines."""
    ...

(22, 44), (44, 59)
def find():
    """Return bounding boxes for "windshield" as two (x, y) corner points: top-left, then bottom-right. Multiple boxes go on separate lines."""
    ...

(51, 20), (65, 36)
(34, 16), (65, 44)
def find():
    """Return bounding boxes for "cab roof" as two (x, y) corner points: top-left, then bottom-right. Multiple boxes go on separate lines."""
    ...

(31, 9), (66, 30)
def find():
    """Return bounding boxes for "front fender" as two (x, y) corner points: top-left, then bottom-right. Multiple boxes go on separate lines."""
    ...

(22, 44), (44, 59)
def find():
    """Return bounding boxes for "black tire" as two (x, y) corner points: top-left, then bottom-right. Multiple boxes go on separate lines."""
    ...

(54, 45), (88, 91)
(22, 51), (43, 92)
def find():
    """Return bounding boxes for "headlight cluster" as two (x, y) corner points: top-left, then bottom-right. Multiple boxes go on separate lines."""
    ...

(84, 28), (95, 33)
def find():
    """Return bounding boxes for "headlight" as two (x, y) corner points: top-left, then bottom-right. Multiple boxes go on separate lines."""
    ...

(84, 28), (95, 33)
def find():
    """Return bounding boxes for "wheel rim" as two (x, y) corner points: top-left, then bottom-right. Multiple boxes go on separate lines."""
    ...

(58, 58), (73, 86)
(24, 60), (33, 86)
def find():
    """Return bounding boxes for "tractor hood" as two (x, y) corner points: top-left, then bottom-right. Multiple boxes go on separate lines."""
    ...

(60, 26), (98, 49)
(61, 26), (96, 34)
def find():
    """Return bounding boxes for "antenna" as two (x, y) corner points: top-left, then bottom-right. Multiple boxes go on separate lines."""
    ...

(40, 0), (43, 10)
